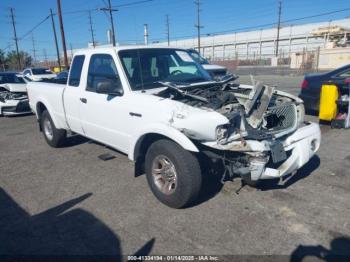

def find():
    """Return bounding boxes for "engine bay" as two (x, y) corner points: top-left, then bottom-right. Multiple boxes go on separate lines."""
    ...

(155, 78), (301, 144)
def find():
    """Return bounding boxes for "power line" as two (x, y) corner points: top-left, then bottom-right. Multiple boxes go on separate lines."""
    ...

(10, 8), (21, 70)
(2, 14), (50, 51)
(19, 15), (50, 41)
(112, 0), (154, 8)
(153, 6), (350, 41)
(211, 6), (350, 36)
(58, 0), (154, 15)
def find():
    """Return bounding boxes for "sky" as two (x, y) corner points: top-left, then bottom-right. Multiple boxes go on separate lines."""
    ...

(1, 0), (350, 61)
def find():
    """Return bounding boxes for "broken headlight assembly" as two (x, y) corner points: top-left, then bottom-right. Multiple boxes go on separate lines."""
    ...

(216, 124), (230, 142)
(296, 103), (305, 126)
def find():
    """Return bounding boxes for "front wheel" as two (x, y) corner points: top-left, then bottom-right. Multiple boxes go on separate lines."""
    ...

(145, 139), (202, 208)
(40, 110), (67, 148)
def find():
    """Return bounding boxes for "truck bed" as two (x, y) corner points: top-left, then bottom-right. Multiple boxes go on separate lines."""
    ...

(27, 82), (68, 130)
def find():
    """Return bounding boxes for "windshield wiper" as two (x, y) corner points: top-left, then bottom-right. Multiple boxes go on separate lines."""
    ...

(156, 81), (208, 103)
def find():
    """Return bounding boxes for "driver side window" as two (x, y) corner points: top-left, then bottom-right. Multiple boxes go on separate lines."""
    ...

(86, 54), (121, 93)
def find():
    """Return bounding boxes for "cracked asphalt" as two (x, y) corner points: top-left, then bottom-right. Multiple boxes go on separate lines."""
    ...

(0, 75), (350, 258)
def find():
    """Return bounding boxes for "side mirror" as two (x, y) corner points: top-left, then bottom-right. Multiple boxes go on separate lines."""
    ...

(96, 79), (124, 96)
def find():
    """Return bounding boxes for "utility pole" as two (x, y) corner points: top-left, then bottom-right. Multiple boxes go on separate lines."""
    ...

(144, 24), (149, 45)
(31, 34), (37, 65)
(100, 0), (117, 47)
(70, 43), (73, 61)
(166, 15), (170, 46)
(88, 11), (96, 48)
(194, 0), (203, 54)
(57, 0), (69, 68)
(10, 8), (21, 70)
(43, 49), (48, 66)
(50, 8), (61, 70)
(275, 0), (282, 57)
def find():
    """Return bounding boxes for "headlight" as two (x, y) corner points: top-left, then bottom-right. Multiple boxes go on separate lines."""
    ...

(216, 125), (229, 141)
(297, 103), (305, 126)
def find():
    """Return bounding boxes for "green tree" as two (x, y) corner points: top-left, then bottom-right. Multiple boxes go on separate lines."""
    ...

(5, 50), (33, 71)
(0, 49), (6, 71)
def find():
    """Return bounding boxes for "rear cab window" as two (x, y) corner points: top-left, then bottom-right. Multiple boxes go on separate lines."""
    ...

(68, 55), (85, 86)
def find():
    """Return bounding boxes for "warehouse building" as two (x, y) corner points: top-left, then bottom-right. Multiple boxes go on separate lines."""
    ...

(155, 18), (350, 62)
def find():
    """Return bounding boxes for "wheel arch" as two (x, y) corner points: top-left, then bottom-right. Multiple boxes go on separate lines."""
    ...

(35, 100), (61, 130)
(129, 126), (199, 176)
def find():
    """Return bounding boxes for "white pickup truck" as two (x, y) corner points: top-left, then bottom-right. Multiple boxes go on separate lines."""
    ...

(27, 46), (321, 208)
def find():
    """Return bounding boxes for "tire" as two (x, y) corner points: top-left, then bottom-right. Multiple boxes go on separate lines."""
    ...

(242, 176), (258, 187)
(40, 110), (66, 148)
(145, 139), (202, 208)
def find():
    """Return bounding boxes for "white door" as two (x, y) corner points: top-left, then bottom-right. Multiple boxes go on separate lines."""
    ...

(79, 53), (131, 153)
(63, 55), (86, 134)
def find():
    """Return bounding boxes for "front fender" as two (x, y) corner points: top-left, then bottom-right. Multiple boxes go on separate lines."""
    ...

(128, 123), (199, 161)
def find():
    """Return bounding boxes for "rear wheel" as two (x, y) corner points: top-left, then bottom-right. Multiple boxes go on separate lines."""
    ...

(145, 139), (202, 208)
(40, 110), (66, 147)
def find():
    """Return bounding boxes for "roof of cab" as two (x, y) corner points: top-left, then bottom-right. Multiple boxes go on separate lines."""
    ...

(73, 45), (187, 56)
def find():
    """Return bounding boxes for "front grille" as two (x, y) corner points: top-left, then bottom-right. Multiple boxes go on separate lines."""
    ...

(263, 103), (297, 134)
(16, 101), (31, 112)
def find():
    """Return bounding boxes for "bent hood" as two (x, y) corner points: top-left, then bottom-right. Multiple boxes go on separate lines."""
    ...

(131, 90), (230, 141)
(202, 64), (227, 71)
(0, 83), (27, 93)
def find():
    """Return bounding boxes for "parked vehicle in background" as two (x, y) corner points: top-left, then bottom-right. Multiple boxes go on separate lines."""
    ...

(27, 46), (321, 208)
(0, 72), (31, 116)
(299, 64), (350, 113)
(188, 49), (228, 78)
(54, 71), (69, 84)
(56, 71), (68, 80)
(22, 67), (56, 82)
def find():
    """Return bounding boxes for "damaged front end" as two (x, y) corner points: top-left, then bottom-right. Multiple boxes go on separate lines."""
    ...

(155, 77), (320, 184)
(0, 91), (30, 115)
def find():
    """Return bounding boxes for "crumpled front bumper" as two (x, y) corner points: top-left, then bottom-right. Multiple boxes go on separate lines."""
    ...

(202, 122), (321, 181)
(256, 122), (321, 180)
(1, 99), (32, 116)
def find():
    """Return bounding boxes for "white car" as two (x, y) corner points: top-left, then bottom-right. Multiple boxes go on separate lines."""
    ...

(22, 67), (56, 82)
(0, 72), (31, 116)
(188, 49), (227, 77)
(27, 46), (321, 208)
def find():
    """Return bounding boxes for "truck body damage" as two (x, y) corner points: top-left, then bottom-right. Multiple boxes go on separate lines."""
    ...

(155, 77), (320, 183)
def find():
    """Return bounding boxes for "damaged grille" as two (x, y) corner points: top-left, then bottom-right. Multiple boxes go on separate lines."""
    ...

(263, 103), (297, 134)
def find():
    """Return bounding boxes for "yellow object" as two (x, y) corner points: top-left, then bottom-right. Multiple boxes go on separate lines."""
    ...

(319, 84), (339, 121)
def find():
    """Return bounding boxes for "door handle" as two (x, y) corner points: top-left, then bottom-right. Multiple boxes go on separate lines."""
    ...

(80, 98), (87, 103)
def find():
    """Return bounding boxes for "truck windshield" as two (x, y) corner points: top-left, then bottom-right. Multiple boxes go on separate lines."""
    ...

(32, 68), (53, 75)
(188, 49), (209, 65)
(118, 48), (212, 91)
